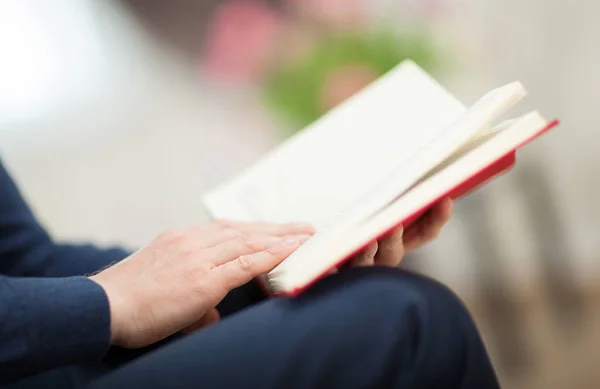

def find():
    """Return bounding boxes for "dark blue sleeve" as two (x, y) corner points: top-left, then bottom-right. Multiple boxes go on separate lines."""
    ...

(0, 160), (129, 277)
(0, 160), (129, 381)
(0, 275), (111, 383)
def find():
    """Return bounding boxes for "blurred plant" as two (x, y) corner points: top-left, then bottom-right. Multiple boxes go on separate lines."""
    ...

(200, 0), (283, 85)
(264, 28), (442, 132)
(199, 0), (449, 134)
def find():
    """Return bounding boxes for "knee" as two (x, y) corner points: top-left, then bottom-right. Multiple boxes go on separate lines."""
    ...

(291, 267), (480, 385)
(302, 266), (479, 357)
(308, 266), (469, 320)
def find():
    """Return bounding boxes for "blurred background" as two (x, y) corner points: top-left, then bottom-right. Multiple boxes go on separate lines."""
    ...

(0, 0), (598, 387)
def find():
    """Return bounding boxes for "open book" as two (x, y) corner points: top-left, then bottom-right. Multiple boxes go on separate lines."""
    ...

(202, 60), (559, 296)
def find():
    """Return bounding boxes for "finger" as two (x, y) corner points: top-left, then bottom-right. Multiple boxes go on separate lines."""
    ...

(438, 197), (454, 221)
(404, 198), (453, 252)
(403, 216), (438, 252)
(230, 221), (316, 237)
(349, 241), (378, 267)
(207, 233), (312, 267)
(427, 198), (453, 228)
(374, 226), (405, 267)
(181, 308), (221, 333)
(213, 237), (307, 291)
(189, 221), (315, 248)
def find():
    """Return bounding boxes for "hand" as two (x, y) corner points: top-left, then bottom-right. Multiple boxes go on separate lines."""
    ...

(89, 220), (314, 348)
(348, 198), (453, 267)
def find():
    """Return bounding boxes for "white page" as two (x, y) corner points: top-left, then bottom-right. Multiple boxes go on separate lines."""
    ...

(202, 60), (465, 229)
(269, 112), (550, 293)
(298, 81), (526, 237)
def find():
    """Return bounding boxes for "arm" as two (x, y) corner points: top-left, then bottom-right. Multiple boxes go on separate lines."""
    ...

(0, 275), (111, 383)
(0, 160), (313, 383)
(0, 160), (121, 382)
(0, 161), (128, 277)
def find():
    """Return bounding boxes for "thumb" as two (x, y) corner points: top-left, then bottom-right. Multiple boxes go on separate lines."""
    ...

(181, 308), (221, 334)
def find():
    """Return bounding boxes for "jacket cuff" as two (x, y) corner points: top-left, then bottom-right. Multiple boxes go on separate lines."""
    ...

(0, 276), (111, 380)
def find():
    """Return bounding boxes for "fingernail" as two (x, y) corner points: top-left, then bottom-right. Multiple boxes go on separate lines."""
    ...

(298, 234), (312, 243)
(282, 238), (301, 247)
(291, 222), (314, 231)
(283, 234), (311, 246)
(395, 226), (404, 237)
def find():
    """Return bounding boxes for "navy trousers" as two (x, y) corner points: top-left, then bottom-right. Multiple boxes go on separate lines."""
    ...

(7, 268), (501, 389)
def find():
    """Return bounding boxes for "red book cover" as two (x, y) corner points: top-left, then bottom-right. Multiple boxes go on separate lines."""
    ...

(259, 119), (559, 297)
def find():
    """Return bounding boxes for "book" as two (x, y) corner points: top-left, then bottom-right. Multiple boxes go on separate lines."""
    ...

(202, 60), (559, 296)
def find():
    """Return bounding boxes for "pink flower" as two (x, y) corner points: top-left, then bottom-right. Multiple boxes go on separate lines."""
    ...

(201, 1), (283, 84)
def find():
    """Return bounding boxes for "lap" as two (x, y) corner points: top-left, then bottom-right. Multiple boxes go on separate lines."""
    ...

(87, 267), (499, 389)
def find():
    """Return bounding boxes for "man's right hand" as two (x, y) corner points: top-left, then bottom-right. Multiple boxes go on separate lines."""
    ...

(89, 220), (314, 348)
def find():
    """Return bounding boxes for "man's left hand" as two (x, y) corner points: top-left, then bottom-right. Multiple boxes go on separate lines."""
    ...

(348, 198), (453, 267)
